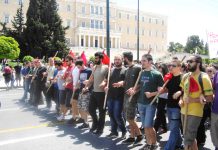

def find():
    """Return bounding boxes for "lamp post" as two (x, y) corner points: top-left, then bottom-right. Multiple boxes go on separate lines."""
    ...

(137, 0), (140, 61)
(106, 0), (110, 57)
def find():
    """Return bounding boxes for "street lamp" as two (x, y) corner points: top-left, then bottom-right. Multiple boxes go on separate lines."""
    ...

(106, 0), (110, 57)
(137, 0), (140, 61)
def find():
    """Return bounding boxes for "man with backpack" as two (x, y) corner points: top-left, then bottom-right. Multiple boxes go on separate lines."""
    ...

(179, 55), (213, 150)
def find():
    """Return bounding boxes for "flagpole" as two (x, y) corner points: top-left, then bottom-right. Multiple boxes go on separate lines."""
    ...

(106, 0), (110, 57)
(137, 0), (140, 61)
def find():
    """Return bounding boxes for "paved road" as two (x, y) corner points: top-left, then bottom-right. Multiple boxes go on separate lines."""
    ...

(0, 89), (214, 150)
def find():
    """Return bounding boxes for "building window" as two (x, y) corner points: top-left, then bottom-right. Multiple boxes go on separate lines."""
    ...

(162, 32), (165, 38)
(95, 6), (98, 14)
(135, 28), (137, 35)
(67, 5), (71, 12)
(91, 6), (94, 14)
(100, 21), (103, 29)
(156, 19), (158, 24)
(149, 30), (152, 37)
(81, 22), (85, 27)
(119, 27), (121, 32)
(82, 6), (85, 14)
(127, 42), (129, 48)
(135, 15), (137, 21)
(127, 14), (129, 20)
(149, 18), (152, 23)
(100, 7), (103, 15)
(67, 20), (71, 27)
(18, 0), (23, 5)
(142, 29), (144, 36)
(156, 31), (158, 37)
(4, 15), (9, 23)
(95, 20), (99, 29)
(162, 20), (165, 25)
(91, 20), (94, 28)
(127, 27), (129, 34)
(119, 13), (121, 19)
(142, 44), (144, 49)
(149, 44), (152, 49)
(142, 17), (144, 22)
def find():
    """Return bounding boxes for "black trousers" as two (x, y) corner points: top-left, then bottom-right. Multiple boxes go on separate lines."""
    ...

(33, 81), (46, 106)
(88, 92), (106, 131)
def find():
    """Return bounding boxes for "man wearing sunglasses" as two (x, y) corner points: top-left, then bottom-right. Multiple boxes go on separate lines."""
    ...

(179, 55), (213, 150)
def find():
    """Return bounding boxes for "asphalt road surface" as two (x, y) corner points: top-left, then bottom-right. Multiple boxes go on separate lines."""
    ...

(0, 88), (215, 150)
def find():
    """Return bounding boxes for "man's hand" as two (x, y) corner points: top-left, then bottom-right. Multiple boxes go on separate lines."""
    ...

(145, 92), (153, 99)
(104, 87), (109, 93)
(199, 94), (206, 104)
(82, 87), (89, 93)
(173, 91), (182, 100)
(112, 81), (123, 88)
(126, 87), (135, 96)
(179, 99), (184, 107)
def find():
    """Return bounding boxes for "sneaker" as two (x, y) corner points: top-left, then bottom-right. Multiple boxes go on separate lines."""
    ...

(133, 135), (143, 145)
(93, 130), (103, 135)
(106, 132), (118, 138)
(89, 125), (97, 133)
(78, 123), (89, 129)
(67, 118), (76, 125)
(150, 144), (158, 150)
(122, 137), (135, 144)
(76, 118), (84, 124)
(57, 115), (65, 121)
(139, 144), (150, 150)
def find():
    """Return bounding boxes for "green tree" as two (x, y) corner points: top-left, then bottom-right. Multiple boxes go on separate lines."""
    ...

(23, 55), (34, 62)
(25, 0), (68, 58)
(168, 42), (184, 52)
(9, 3), (27, 58)
(0, 22), (9, 36)
(184, 35), (204, 54)
(0, 36), (20, 59)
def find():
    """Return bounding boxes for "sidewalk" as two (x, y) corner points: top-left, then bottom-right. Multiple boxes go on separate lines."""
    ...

(0, 72), (23, 89)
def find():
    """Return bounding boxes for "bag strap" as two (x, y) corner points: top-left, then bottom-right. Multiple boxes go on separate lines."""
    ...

(198, 72), (204, 95)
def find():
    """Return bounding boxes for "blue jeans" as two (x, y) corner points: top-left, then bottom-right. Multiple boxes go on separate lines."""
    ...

(164, 108), (182, 150)
(138, 103), (156, 128)
(107, 98), (126, 134)
(23, 79), (30, 99)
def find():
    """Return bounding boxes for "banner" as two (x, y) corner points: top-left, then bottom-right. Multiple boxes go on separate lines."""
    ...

(207, 31), (218, 58)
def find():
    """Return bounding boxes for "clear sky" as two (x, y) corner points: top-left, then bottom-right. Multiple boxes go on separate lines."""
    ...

(114, 0), (218, 45)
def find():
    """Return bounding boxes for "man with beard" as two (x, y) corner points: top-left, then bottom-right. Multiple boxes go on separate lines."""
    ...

(83, 52), (108, 135)
(32, 59), (47, 108)
(179, 55), (213, 150)
(105, 54), (127, 138)
(122, 52), (143, 144)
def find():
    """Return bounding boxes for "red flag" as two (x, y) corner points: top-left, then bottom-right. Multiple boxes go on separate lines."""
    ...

(163, 73), (173, 82)
(69, 50), (75, 58)
(81, 51), (87, 66)
(189, 77), (200, 92)
(102, 50), (110, 65)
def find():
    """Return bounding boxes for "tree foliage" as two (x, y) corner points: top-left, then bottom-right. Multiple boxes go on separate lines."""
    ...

(184, 35), (208, 55)
(23, 55), (34, 62)
(168, 42), (184, 52)
(25, 0), (68, 58)
(0, 36), (20, 59)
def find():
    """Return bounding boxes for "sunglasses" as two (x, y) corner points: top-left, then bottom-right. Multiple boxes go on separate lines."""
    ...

(207, 70), (212, 73)
(187, 60), (196, 64)
(168, 64), (177, 68)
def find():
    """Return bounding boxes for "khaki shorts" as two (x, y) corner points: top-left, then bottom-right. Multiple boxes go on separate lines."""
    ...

(181, 115), (202, 146)
(123, 94), (137, 120)
(211, 112), (218, 147)
(77, 92), (90, 112)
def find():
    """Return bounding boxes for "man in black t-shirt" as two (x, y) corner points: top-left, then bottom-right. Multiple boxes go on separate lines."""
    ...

(105, 55), (127, 138)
